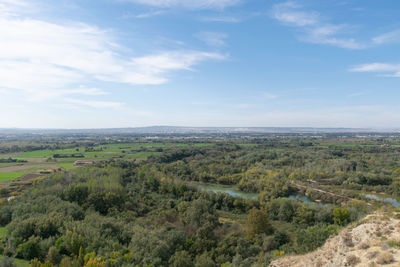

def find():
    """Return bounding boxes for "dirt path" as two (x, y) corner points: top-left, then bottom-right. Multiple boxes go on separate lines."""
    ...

(23, 158), (48, 163)
(292, 182), (361, 203)
(0, 164), (59, 172)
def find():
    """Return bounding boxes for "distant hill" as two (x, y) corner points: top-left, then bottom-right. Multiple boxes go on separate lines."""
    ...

(0, 126), (399, 135)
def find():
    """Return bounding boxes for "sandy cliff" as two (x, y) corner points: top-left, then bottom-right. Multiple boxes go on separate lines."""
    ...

(270, 212), (400, 267)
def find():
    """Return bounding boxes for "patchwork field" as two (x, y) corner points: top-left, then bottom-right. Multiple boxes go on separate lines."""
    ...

(0, 142), (212, 186)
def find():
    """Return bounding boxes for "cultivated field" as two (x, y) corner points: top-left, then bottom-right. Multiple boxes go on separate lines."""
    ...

(0, 142), (212, 186)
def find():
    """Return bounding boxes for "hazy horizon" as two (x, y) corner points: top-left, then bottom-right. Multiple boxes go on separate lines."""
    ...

(1, 0), (400, 128)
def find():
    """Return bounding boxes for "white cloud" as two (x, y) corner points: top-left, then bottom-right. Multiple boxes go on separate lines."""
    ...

(195, 31), (227, 47)
(373, 30), (400, 45)
(0, 1), (226, 103)
(262, 92), (278, 99)
(64, 98), (124, 109)
(0, 0), (31, 17)
(67, 86), (109, 96)
(306, 25), (365, 49)
(273, 1), (318, 27)
(121, 10), (166, 19)
(200, 16), (240, 23)
(349, 63), (400, 77)
(272, 1), (365, 50)
(123, 0), (239, 9)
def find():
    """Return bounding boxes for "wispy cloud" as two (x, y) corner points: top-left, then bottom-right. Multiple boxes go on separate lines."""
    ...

(195, 31), (227, 47)
(200, 16), (240, 23)
(347, 91), (370, 98)
(273, 1), (318, 27)
(123, 0), (239, 10)
(0, 0), (31, 17)
(373, 30), (400, 45)
(349, 63), (400, 77)
(262, 92), (278, 99)
(121, 10), (166, 19)
(64, 98), (124, 109)
(67, 86), (109, 96)
(0, 0), (227, 104)
(272, 1), (365, 49)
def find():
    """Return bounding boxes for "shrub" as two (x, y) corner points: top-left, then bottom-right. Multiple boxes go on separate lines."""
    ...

(376, 252), (394, 264)
(0, 256), (16, 267)
(194, 253), (215, 267)
(346, 254), (360, 266)
(0, 206), (12, 226)
(296, 224), (339, 253)
(47, 246), (61, 265)
(246, 209), (273, 239)
(333, 208), (350, 225)
(16, 237), (42, 260)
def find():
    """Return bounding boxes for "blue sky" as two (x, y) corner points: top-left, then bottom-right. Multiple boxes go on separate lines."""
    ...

(1, 0), (400, 128)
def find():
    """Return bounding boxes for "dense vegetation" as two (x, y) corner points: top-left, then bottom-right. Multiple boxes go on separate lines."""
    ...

(2, 135), (400, 266)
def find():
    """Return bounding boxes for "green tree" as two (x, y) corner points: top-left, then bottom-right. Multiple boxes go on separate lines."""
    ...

(333, 208), (350, 226)
(169, 251), (193, 267)
(246, 208), (273, 239)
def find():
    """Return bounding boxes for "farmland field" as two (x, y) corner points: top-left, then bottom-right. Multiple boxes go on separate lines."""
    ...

(0, 142), (213, 185)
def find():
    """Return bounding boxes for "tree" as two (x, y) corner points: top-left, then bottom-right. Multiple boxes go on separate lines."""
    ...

(168, 251), (193, 267)
(47, 247), (61, 265)
(246, 208), (273, 239)
(333, 208), (350, 226)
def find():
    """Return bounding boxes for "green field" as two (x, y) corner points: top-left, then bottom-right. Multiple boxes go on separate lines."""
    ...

(1, 142), (212, 159)
(0, 142), (213, 184)
(0, 168), (45, 182)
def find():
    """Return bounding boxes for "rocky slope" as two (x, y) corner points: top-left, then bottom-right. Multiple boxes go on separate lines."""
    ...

(270, 212), (400, 267)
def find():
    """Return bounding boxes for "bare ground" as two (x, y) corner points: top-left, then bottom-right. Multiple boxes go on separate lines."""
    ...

(0, 164), (59, 172)
(270, 212), (400, 267)
(0, 173), (43, 188)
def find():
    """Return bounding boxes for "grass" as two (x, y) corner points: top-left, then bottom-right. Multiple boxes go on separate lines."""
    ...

(388, 240), (400, 248)
(0, 168), (44, 182)
(218, 210), (248, 223)
(58, 163), (75, 170)
(0, 172), (24, 182)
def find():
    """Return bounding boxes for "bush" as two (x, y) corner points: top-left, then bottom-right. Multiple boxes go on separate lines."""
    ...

(194, 253), (215, 267)
(47, 246), (61, 265)
(16, 237), (42, 260)
(246, 209), (273, 238)
(333, 208), (350, 226)
(346, 254), (360, 266)
(376, 252), (394, 264)
(0, 256), (16, 267)
(296, 225), (338, 253)
(0, 206), (12, 226)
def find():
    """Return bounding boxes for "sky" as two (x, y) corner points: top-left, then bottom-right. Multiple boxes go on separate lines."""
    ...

(1, 0), (400, 129)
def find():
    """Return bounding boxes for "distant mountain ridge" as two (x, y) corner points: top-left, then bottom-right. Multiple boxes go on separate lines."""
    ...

(0, 126), (399, 134)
